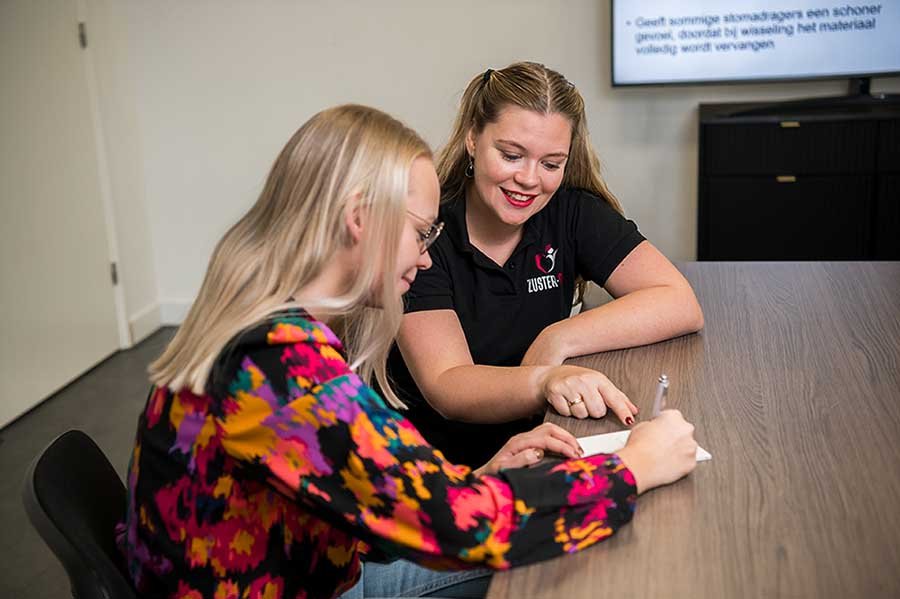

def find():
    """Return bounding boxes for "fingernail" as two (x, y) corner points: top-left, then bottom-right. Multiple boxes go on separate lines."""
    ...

(533, 449), (543, 460)
(625, 416), (634, 426)
(577, 445), (584, 456)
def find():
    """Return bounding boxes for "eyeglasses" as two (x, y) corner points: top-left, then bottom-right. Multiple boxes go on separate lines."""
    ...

(406, 210), (444, 254)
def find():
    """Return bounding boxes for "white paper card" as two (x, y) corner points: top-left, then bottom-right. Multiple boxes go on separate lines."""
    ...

(578, 430), (712, 462)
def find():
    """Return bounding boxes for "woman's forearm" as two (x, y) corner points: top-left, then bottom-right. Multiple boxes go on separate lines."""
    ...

(521, 240), (704, 365)
(547, 284), (704, 361)
(427, 363), (554, 422)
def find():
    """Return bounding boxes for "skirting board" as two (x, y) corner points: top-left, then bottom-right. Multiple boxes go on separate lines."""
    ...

(129, 302), (161, 344)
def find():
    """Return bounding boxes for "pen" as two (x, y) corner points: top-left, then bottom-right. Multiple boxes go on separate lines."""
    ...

(651, 374), (669, 418)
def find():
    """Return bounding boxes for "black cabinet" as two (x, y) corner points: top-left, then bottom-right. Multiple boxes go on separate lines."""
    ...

(876, 174), (900, 258)
(698, 100), (900, 260)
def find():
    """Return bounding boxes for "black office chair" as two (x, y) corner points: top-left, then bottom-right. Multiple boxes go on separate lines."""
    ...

(23, 430), (140, 599)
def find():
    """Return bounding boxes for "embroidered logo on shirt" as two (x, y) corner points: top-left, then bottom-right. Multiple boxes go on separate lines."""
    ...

(527, 245), (562, 294)
(534, 245), (558, 274)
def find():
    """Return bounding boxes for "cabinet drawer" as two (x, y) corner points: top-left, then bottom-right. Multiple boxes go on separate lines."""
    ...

(705, 175), (872, 260)
(875, 175), (900, 259)
(702, 121), (876, 175)
(877, 120), (900, 173)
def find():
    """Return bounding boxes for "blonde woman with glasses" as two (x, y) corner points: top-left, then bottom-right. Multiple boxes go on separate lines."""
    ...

(117, 104), (698, 599)
(388, 62), (705, 467)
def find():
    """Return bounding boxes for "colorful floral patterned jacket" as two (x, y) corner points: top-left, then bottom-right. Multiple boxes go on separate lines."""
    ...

(118, 311), (637, 598)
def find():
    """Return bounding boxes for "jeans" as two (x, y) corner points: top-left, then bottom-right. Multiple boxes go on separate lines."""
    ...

(339, 559), (492, 599)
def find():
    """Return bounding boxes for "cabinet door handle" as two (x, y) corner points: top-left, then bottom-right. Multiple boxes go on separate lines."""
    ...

(780, 121), (800, 128)
(776, 175), (797, 183)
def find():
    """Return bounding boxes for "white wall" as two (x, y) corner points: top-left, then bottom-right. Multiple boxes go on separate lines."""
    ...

(104, 0), (900, 323)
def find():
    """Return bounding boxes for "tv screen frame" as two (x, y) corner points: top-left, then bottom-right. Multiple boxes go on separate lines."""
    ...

(610, 1), (900, 88)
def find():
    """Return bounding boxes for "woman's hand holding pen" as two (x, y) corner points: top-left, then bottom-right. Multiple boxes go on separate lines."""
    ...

(540, 365), (639, 425)
(616, 410), (698, 494)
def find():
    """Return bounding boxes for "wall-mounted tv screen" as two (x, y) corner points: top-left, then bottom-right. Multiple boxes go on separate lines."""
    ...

(611, 0), (900, 86)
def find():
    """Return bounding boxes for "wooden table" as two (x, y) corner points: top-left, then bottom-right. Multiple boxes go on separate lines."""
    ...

(488, 262), (900, 599)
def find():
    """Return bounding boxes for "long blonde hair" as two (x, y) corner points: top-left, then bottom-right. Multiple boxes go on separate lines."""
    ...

(436, 61), (622, 302)
(150, 104), (430, 408)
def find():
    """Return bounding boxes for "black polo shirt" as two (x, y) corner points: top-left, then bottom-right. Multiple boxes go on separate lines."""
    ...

(386, 186), (645, 466)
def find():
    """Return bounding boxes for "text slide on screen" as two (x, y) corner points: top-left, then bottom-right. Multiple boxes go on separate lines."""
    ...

(612, 1), (900, 84)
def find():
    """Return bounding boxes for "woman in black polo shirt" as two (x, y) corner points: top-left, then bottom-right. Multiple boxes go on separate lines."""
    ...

(387, 62), (704, 467)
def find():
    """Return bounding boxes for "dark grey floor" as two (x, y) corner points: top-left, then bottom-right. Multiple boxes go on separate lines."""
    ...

(0, 327), (176, 598)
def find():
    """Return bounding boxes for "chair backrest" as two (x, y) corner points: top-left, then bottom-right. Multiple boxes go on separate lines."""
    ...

(23, 430), (139, 599)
